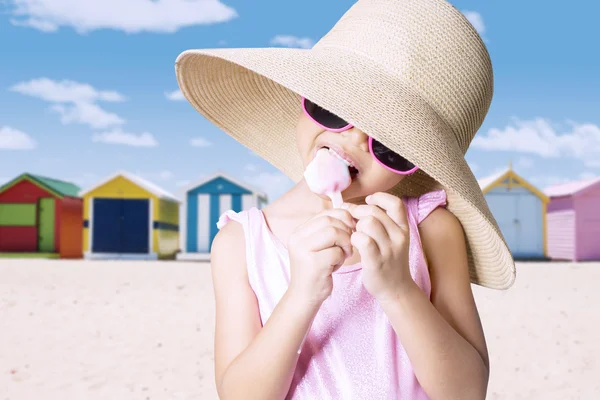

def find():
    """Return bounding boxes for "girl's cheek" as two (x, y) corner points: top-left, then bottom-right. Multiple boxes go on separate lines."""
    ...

(363, 166), (401, 190)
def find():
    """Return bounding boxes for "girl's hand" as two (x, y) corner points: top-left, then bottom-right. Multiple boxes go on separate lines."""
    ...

(287, 209), (356, 308)
(343, 193), (412, 302)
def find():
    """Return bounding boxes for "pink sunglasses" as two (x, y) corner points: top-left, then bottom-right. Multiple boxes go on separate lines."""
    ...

(302, 97), (418, 175)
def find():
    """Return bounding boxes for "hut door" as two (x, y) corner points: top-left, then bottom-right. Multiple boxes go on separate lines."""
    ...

(38, 198), (56, 252)
(515, 194), (543, 257)
(92, 198), (150, 254)
(485, 193), (519, 254)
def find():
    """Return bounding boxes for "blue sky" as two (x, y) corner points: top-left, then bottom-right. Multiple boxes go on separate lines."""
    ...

(1, 0), (599, 202)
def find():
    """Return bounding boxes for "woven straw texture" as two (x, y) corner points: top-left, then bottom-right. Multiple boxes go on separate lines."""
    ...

(175, 0), (516, 290)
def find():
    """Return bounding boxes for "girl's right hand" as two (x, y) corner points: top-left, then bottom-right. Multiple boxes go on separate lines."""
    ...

(286, 209), (356, 308)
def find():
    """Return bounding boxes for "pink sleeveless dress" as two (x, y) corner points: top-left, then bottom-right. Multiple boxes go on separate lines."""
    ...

(216, 190), (447, 400)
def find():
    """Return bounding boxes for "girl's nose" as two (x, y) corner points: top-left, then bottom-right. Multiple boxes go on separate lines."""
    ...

(342, 128), (369, 152)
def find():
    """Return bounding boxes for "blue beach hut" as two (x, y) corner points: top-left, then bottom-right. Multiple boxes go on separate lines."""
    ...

(177, 171), (268, 260)
(479, 164), (549, 259)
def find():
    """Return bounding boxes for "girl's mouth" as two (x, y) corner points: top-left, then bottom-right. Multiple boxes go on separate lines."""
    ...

(348, 165), (359, 180)
(321, 146), (360, 181)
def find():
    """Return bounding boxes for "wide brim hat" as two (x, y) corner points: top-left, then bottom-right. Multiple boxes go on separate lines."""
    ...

(175, 0), (516, 290)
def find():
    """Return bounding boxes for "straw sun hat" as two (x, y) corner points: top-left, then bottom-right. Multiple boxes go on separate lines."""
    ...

(175, 0), (516, 290)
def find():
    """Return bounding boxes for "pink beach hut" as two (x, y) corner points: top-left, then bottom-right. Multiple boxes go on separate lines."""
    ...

(544, 177), (600, 261)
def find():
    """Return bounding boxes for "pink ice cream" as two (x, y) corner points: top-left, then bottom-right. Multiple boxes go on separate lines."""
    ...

(299, 148), (353, 354)
(304, 148), (352, 208)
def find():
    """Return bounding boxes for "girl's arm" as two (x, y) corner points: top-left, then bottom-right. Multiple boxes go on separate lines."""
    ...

(211, 221), (318, 400)
(378, 207), (490, 400)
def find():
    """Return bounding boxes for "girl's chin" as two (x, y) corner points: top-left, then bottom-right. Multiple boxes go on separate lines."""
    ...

(341, 185), (370, 203)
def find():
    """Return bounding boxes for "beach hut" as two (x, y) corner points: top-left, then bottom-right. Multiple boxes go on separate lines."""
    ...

(479, 165), (549, 259)
(544, 177), (600, 261)
(178, 171), (268, 260)
(0, 173), (83, 258)
(80, 171), (180, 260)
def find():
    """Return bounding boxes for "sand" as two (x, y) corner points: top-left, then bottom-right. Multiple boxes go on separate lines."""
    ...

(1, 260), (598, 400)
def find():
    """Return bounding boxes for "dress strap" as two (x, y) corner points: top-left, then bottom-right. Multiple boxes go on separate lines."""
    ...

(216, 209), (256, 270)
(416, 189), (447, 224)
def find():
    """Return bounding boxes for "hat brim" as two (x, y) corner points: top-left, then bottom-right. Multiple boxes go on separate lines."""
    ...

(175, 46), (516, 290)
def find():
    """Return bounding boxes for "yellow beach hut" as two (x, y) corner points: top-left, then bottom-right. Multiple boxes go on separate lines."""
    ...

(80, 171), (180, 260)
(479, 164), (549, 259)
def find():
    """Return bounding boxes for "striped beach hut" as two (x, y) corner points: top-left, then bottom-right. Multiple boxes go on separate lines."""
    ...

(479, 165), (549, 259)
(544, 177), (600, 261)
(178, 171), (267, 260)
(80, 171), (180, 260)
(0, 173), (83, 258)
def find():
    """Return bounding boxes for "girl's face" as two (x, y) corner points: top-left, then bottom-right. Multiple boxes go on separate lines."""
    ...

(296, 112), (405, 202)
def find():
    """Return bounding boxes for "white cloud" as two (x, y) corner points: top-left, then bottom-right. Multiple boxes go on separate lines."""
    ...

(165, 89), (185, 101)
(270, 35), (314, 49)
(7, 0), (238, 34)
(472, 118), (600, 168)
(480, 166), (509, 180)
(92, 129), (158, 147)
(472, 119), (560, 156)
(37, 157), (65, 167)
(10, 78), (126, 129)
(586, 159), (600, 168)
(530, 175), (571, 189)
(580, 172), (598, 180)
(245, 163), (258, 172)
(10, 78), (125, 103)
(245, 171), (294, 203)
(135, 170), (174, 184)
(0, 126), (38, 150)
(462, 10), (486, 35)
(517, 156), (534, 168)
(66, 172), (99, 188)
(158, 170), (174, 180)
(176, 180), (190, 187)
(51, 102), (124, 129)
(190, 137), (212, 147)
(10, 17), (56, 32)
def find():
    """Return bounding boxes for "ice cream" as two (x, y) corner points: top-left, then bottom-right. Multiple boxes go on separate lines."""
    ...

(299, 148), (353, 354)
(304, 148), (352, 208)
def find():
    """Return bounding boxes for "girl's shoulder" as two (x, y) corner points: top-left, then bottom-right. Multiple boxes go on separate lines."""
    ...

(416, 189), (466, 262)
(212, 211), (248, 273)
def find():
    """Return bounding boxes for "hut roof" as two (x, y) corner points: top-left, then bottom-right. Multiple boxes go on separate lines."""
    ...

(79, 171), (180, 203)
(478, 168), (510, 192)
(544, 176), (600, 198)
(183, 170), (268, 201)
(0, 173), (80, 198)
(478, 167), (548, 202)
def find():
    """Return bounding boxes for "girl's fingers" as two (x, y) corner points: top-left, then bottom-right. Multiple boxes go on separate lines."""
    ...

(322, 208), (357, 230)
(304, 216), (353, 240)
(365, 192), (409, 231)
(316, 246), (346, 271)
(308, 226), (353, 257)
(350, 231), (380, 261)
(355, 215), (388, 249)
(343, 203), (396, 235)
(302, 209), (356, 237)
(295, 211), (351, 237)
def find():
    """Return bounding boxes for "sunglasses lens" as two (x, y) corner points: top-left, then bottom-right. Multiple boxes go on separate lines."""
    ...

(371, 139), (416, 173)
(304, 98), (349, 130)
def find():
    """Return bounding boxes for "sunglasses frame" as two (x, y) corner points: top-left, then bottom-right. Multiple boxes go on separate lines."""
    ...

(301, 96), (352, 133)
(301, 97), (419, 175)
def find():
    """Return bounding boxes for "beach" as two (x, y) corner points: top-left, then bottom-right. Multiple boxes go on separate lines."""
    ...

(1, 260), (598, 399)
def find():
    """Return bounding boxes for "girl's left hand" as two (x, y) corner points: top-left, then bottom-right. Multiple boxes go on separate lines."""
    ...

(343, 192), (413, 302)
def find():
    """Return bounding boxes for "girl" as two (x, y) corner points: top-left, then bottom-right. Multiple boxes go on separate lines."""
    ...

(175, 0), (516, 398)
